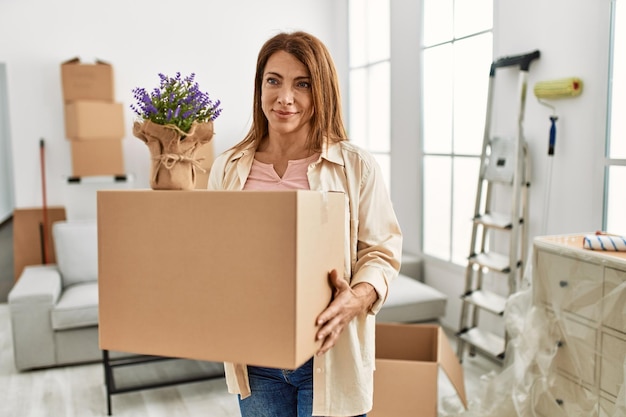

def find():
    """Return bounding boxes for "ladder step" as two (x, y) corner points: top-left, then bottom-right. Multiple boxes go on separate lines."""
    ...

(461, 290), (507, 315)
(473, 212), (513, 229)
(457, 328), (505, 361)
(469, 252), (516, 272)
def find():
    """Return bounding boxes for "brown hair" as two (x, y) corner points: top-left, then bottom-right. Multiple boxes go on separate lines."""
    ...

(234, 31), (347, 153)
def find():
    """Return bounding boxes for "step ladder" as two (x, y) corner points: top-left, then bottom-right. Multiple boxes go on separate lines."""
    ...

(456, 50), (540, 364)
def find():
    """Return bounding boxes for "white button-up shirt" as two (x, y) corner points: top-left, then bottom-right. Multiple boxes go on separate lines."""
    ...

(208, 139), (402, 416)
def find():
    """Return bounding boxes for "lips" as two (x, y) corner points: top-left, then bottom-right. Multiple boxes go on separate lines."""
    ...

(274, 109), (296, 116)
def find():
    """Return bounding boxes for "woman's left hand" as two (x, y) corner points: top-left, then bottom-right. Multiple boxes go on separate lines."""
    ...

(315, 270), (377, 355)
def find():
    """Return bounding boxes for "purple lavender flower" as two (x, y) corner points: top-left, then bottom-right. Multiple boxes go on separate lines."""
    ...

(130, 72), (222, 134)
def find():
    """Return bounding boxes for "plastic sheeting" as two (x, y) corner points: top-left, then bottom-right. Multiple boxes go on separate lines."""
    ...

(440, 236), (626, 417)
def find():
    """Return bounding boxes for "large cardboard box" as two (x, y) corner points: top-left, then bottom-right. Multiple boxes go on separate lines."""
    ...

(64, 101), (125, 140)
(97, 190), (344, 369)
(370, 323), (468, 417)
(70, 139), (124, 177)
(61, 58), (114, 101)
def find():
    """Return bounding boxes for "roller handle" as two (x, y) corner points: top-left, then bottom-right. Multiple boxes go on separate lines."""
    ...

(548, 116), (557, 156)
(490, 50), (541, 76)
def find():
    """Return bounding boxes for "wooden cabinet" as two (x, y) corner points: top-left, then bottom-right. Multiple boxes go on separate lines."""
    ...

(533, 234), (626, 416)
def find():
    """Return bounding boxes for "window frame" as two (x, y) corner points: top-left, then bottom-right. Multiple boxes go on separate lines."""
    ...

(347, 0), (392, 190)
(603, 0), (626, 234)
(420, 2), (494, 264)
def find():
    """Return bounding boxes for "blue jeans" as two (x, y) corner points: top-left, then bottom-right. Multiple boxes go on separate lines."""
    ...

(238, 357), (366, 417)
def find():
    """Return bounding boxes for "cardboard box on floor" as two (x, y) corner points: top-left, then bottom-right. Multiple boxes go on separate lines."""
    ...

(12, 207), (66, 280)
(370, 323), (468, 417)
(61, 58), (114, 102)
(64, 101), (125, 140)
(97, 190), (344, 369)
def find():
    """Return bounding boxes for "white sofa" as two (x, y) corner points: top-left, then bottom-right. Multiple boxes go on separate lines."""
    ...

(8, 220), (101, 370)
(7, 220), (446, 371)
(378, 254), (447, 323)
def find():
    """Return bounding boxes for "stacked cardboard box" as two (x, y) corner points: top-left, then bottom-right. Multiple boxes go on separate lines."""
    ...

(61, 58), (125, 177)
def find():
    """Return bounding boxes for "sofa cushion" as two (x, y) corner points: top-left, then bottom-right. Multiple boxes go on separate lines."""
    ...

(52, 220), (98, 287)
(51, 282), (99, 330)
(377, 274), (448, 323)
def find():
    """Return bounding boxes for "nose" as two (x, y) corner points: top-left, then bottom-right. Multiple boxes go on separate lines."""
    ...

(277, 86), (294, 105)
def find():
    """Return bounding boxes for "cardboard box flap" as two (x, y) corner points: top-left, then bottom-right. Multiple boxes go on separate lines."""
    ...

(437, 326), (468, 409)
(62, 57), (111, 66)
(61, 57), (114, 101)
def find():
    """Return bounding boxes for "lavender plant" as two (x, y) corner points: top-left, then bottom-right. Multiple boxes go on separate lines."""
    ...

(131, 72), (222, 134)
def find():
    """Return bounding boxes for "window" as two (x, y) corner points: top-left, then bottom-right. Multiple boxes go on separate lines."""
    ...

(348, 0), (391, 189)
(605, 1), (626, 234)
(421, 0), (493, 264)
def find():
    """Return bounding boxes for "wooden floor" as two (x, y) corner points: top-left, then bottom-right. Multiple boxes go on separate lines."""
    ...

(0, 303), (500, 416)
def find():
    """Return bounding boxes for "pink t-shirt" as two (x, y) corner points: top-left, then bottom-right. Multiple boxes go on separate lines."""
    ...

(243, 153), (319, 191)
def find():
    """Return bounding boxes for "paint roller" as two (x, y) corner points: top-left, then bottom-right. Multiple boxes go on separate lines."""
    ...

(533, 77), (583, 235)
(534, 77), (583, 155)
(534, 77), (583, 100)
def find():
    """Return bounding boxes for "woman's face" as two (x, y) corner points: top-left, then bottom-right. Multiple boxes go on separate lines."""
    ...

(261, 50), (313, 138)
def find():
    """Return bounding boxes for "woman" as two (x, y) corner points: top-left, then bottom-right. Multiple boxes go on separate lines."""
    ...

(208, 31), (402, 417)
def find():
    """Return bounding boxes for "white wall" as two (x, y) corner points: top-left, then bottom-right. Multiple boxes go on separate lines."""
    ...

(0, 0), (616, 331)
(0, 0), (346, 211)
(496, 0), (610, 239)
(415, 0), (614, 330)
(0, 63), (14, 223)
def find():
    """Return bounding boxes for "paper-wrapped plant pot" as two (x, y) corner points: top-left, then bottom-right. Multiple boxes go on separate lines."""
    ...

(133, 120), (214, 190)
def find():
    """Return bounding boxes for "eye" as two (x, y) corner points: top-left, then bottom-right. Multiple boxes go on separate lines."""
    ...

(265, 77), (279, 86)
(296, 80), (311, 89)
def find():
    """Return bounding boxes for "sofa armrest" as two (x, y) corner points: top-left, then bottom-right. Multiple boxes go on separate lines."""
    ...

(8, 265), (63, 370)
(8, 265), (62, 305)
(400, 253), (423, 281)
